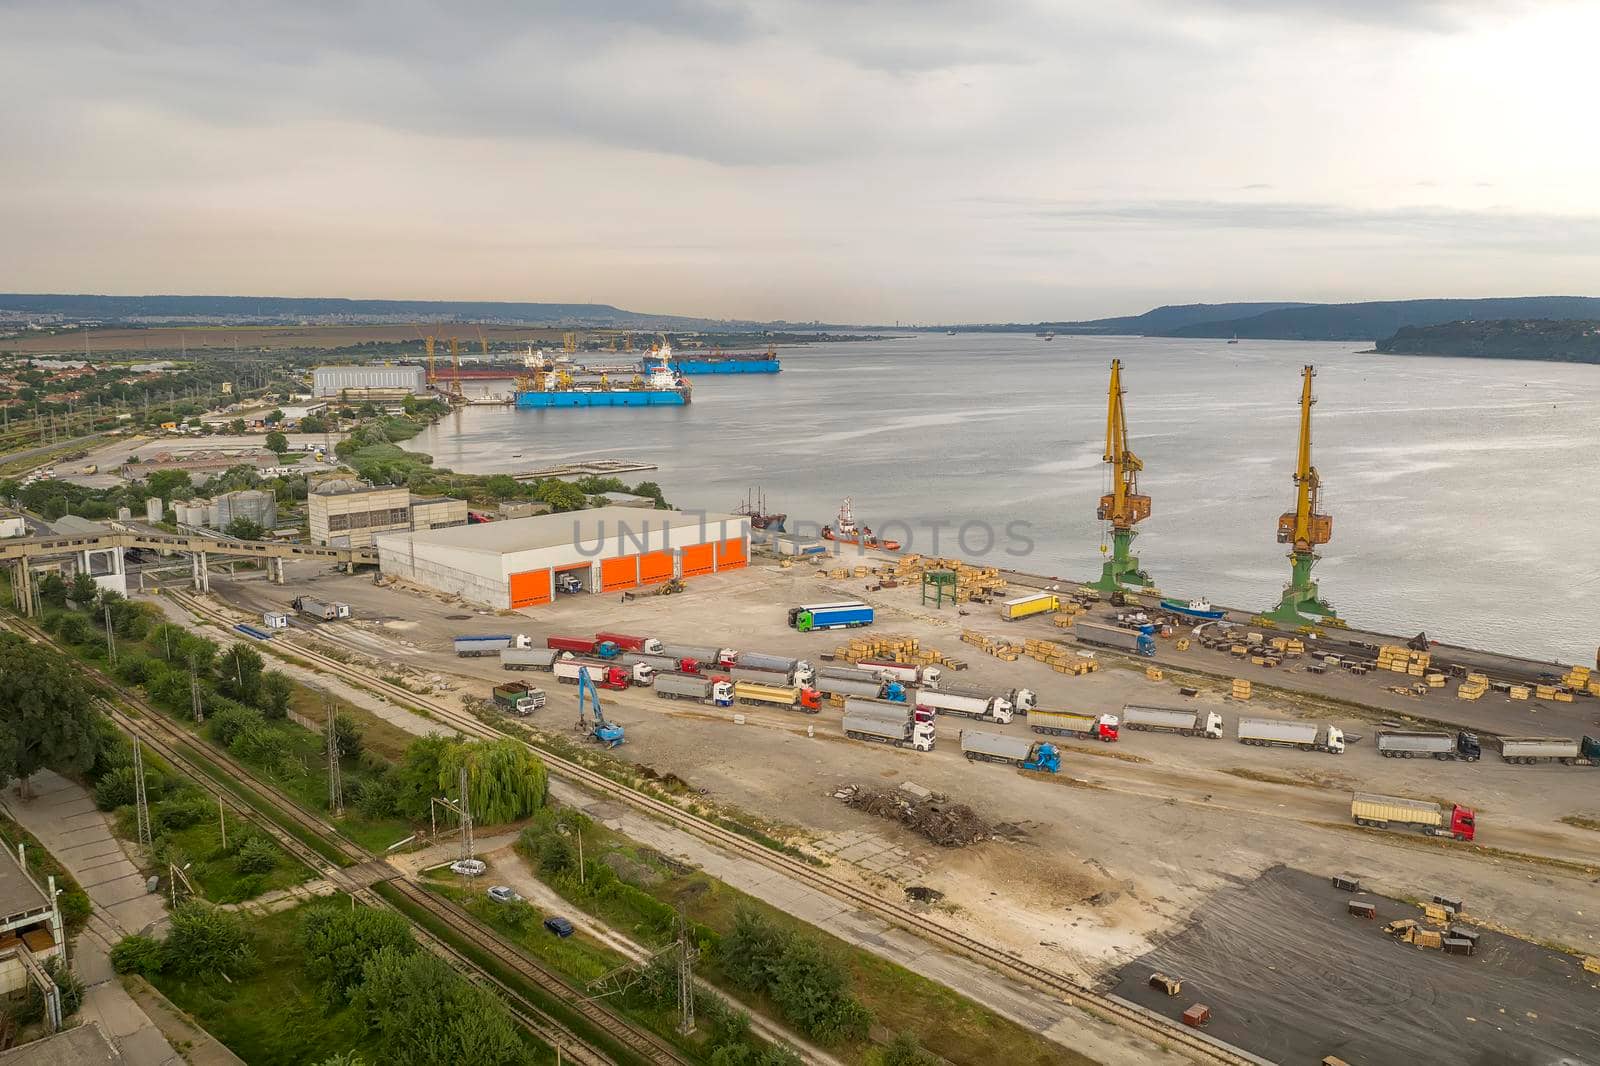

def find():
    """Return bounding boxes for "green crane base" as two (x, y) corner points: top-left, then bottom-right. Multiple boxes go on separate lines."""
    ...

(1262, 550), (1338, 626)
(1089, 531), (1154, 593)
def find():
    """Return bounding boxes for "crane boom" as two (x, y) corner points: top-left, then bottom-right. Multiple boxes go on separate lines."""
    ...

(1265, 364), (1339, 625)
(1091, 360), (1154, 591)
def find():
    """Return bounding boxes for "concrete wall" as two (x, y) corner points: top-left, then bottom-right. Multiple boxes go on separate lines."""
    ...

(378, 543), (509, 607)
(410, 497), (469, 531)
(310, 485), (410, 547)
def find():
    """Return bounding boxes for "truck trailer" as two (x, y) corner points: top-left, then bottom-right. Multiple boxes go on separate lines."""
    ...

(1351, 792), (1476, 841)
(1074, 621), (1155, 657)
(958, 730), (1060, 773)
(938, 683), (1037, 712)
(858, 660), (942, 687)
(292, 596), (340, 621)
(554, 659), (638, 690)
(595, 631), (665, 655)
(620, 652), (701, 676)
(732, 653), (815, 685)
(913, 689), (1013, 724)
(1376, 729), (1481, 761)
(455, 634), (526, 657)
(1001, 592), (1059, 621)
(1027, 709), (1119, 741)
(660, 644), (736, 667)
(492, 683), (545, 716)
(814, 676), (904, 702)
(1237, 718), (1344, 754)
(732, 681), (822, 713)
(817, 663), (885, 684)
(500, 647), (562, 671)
(844, 696), (933, 724)
(788, 601), (874, 632)
(654, 673), (734, 706)
(1121, 705), (1223, 739)
(842, 703), (935, 751)
(1494, 736), (1596, 765)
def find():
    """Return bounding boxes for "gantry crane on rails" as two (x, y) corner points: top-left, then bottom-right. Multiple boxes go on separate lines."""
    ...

(1090, 359), (1155, 592)
(1263, 365), (1340, 626)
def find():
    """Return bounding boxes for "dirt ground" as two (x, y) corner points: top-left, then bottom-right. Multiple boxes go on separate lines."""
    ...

(1110, 865), (1600, 1066)
(194, 556), (1600, 1007)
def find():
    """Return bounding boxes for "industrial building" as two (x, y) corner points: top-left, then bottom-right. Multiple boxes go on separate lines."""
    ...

(376, 507), (749, 608)
(309, 480), (411, 547)
(410, 495), (469, 531)
(0, 844), (66, 995)
(312, 364), (426, 397)
(213, 489), (278, 531)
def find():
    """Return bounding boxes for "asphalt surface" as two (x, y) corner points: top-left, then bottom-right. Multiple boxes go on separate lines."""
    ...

(1110, 865), (1600, 1066)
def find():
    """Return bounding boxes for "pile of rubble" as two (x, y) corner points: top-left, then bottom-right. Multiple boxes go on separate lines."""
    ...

(834, 782), (998, 847)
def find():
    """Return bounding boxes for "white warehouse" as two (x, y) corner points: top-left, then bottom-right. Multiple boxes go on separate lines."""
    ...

(376, 507), (749, 608)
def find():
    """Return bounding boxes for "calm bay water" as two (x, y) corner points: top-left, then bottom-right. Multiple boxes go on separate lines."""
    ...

(414, 335), (1600, 663)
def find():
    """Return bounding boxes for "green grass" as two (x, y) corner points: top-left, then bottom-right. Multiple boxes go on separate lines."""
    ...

(111, 803), (307, 904)
(149, 904), (380, 1066)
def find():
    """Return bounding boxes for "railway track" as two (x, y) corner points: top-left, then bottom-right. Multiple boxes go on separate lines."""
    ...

(170, 591), (1260, 1066)
(5, 614), (688, 1066)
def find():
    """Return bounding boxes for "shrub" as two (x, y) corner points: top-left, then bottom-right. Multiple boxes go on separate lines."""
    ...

(93, 766), (148, 811)
(154, 794), (211, 832)
(299, 904), (416, 1002)
(879, 1032), (939, 1066)
(56, 613), (93, 645)
(162, 902), (256, 978)
(234, 836), (278, 875)
(354, 776), (399, 820)
(354, 946), (523, 1064)
(229, 721), (291, 765)
(110, 934), (165, 976)
(718, 907), (871, 1045)
(208, 703), (263, 747)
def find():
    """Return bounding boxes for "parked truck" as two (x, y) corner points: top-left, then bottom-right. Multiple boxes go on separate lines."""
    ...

(661, 643), (736, 667)
(1237, 717), (1345, 754)
(842, 701), (935, 751)
(492, 682), (545, 716)
(292, 596), (340, 622)
(546, 636), (623, 659)
(654, 673), (734, 706)
(1377, 729), (1481, 761)
(455, 634), (532, 657)
(1494, 736), (1597, 765)
(1027, 709), (1119, 741)
(1000, 592), (1059, 621)
(1074, 621), (1155, 656)
(814, 675), (905, 701)
(1122, 705), (1224, 739)
(554, 659), (640, 690)
(732, 681), (822, 714)
(1351, 792), (1476, 841)
(595, 631), (665, 655)
(958, 730), (1061, 773)
(733, 653), (815, 685)
(938, 682), (1037, 712)
(913, 688), (1013, 724)
(621, 652), (701, 676)
(500, 647), (562, 671)
(788, 601), (874, 632)
(858, 660), (942, 687)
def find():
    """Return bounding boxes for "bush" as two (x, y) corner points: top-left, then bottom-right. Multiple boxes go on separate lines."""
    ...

(300, 904), (416, 1001)
(229, 721), (292, 765)
(115, 655), (156, 686)
(234, 836), (278, 875)
(354, 775), (399, 820)
(354, 946), (523, 1064)
(162, 902), (256, 978)
(56, 613), (93, 645)
(110, 934), (165, 976)
(93, 765), (158, 811)
(718, 907), (871, 1045)
(258, 671), (293, 719)
(879, 1033), (939, 1066)
(208, 703), (263, 747)
(19, 958), (83, 1023)
(154, 794), (211, 832)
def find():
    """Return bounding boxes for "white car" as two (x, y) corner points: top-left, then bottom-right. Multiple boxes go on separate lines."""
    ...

(487, 885), (520, 904)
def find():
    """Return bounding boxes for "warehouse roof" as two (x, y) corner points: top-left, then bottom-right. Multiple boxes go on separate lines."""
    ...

(379, 507), (745, 556)
(0, 847), (52, 927)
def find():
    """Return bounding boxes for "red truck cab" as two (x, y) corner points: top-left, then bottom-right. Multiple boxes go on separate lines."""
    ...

(1093, 713), (1120, 742)
(677, 657), (701, 675)
(1449, 804), (1476, 842)
(798, 687), (822, 713)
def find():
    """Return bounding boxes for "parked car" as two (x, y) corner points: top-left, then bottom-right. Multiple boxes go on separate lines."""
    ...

(542, 915), (575, 938)
(487, 885), (520, 904)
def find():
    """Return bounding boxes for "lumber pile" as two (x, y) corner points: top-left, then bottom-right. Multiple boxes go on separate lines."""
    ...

(894, 554), (1009, 601)
(1378, 645), (1431, 677)
(1022, 637), (1099, 676)
(960, 630), (1022, 661)
(835, 634), (953, 667)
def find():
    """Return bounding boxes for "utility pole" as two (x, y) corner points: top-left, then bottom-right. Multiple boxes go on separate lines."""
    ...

(676, 903), (696, 1036)
(326, 698), (344, 817)
(103, 603), (117, 666)
(189, 656), (204, 723)
(457, 766), (473, 864)
(132, 743), (152, 850)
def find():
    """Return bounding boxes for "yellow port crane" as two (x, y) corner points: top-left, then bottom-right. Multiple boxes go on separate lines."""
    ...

(1091, 359), (1154, 592)
(562, 332), (578, 354)
(448, 337), (464, 400)
(476, 326), (489, 358)
(1263, 365), (1339, 625)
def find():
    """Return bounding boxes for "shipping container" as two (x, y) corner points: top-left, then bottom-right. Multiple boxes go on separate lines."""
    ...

(1001, 592), (1059, 621)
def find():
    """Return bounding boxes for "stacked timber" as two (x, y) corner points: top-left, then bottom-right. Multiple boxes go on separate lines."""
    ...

(1231, 678), (1252, 700)
(1378, 645), (1431, 677)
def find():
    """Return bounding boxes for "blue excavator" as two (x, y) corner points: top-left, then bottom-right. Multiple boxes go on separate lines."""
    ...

(576, 666), (625, 748)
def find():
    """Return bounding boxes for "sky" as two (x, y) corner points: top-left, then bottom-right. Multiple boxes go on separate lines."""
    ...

(3, 0), (1599, 323)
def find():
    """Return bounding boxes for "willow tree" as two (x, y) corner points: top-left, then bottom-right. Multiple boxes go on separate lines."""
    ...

(439, 739), (546, 825)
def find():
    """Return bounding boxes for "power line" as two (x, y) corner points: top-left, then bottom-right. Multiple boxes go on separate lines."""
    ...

(132, 742), (152, 850)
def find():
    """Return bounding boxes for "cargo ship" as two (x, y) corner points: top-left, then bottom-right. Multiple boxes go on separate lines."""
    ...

(735, 487), (786, 532)
(820, 497), (900, 551)
(669, 344), (781, 375)
(515, 346), (690, 408)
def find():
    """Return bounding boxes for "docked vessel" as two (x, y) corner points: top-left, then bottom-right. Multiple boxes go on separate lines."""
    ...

(1160, 597), (1227, 621)
(735, 487), (786, 532)
(670, 344), (781, 375)
(820, 497), (900, 551)
(515, 345), (690, 408)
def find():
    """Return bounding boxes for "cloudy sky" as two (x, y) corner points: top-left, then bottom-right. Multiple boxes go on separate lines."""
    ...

(3, 1), (1597, 322)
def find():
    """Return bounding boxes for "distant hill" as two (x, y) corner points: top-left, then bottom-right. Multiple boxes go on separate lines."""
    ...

(0, 293), (744, 329)
(1376, 319), (1600, 363)
(1048, 302), (1315, 335)
(1160, 297), (1600, 341)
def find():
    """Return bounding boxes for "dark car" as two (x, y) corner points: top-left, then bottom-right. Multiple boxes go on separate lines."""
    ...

(543, 916), (575, 938)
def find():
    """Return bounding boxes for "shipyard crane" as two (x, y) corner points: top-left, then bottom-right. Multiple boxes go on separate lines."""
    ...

(476, 325), (489, 358)
(1090, 359), (1154, 592)
(1263, 365), (1339, 625)
(575, 667), (624, 748)
(448, 337), (464, 400)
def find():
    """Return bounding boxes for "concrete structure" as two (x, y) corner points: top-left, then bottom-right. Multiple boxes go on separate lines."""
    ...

(409, 494), (468, 531)
(309, 479), (410, 548)
(377, 506), (749, 608)
(312, 364), (426, 397)
(275, 403), (328, 423)
(0, 844), (65, 996)
(497, 500), (552, 520)
(213, 489), (277, 531)
(588, 490), (658, 509)
(0, 516), (27, 539)
(0, 1022), (122, 1063)
(145, 497), (163, 523)
(46, 516), (126, 597)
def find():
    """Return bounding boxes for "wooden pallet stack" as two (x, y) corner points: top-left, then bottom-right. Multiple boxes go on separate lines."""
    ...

(1231, 677), (1252, 700)
(1378, 645), (1431, 677)
(1457, 672), (1489, 701)
(1020, 637), (1100, 676)
(894, 554), (1010, 602)
(960, 630), (1023, 661)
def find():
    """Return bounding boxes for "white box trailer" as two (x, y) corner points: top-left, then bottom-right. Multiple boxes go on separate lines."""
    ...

(913, 689), (1012, 724)
(1237, 717), (1345, 754)
(1122, 705), (1223, 739)
(501, 648), (561, 671)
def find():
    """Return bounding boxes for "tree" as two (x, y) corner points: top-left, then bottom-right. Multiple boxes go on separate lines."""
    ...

(0, 637), (101, 797)
(390, 734), (456, 818)
(264, 429), (289, 454)
(330, 712), (363, 759)
(258, 671), (292, 719)
(224, 516), (266, 540)
(161, 902), (256, 978)
(265, 409), (285, 425)
(533, 479), (587, 512)
(38, 573), (68, 609)
(439, 739), (546, 825)
(68, 571), (98, 607)
(299, 415), (328, 433)
(218, 644), (264, 705)
(227, 418), (247, 435)
(632, 480), (670, 509)
(354, 947), (524, 1065)
(299, 904), (416, 1001)
(145, 469), (192, 501)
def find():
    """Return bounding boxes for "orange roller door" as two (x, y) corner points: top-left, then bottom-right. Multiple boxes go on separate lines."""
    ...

(639, 550), (674, 585)
(680, 542), (715, 577)
(716, 537), (747, 570)
(600, 555), (639, 591)
(509, 569), (551, 608)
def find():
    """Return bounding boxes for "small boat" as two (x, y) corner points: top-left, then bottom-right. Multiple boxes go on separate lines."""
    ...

(735, 487), (786, 532)
(820, 496), (900, 551)
(946, 329), (958, 336)
(1227, 334), (1239, 345)
(1161, 597), (1227, 621)
(1043, 332), (1055, 340)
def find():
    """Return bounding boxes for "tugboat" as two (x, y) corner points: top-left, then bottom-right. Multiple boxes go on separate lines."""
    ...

(820, 497), (900, 551)
(735, 487), (787, 533)
(1160, 596), (1227, 621)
